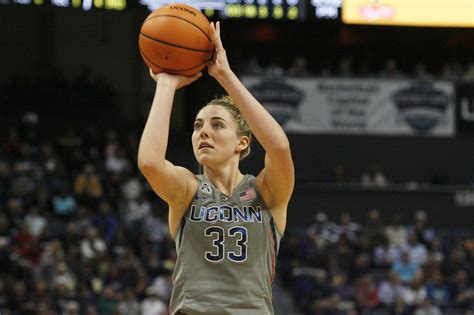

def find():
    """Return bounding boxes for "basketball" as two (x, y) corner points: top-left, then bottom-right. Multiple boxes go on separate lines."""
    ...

(138, 3), (214, 76)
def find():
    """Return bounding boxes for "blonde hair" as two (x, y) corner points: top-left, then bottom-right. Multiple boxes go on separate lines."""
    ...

(201, 95), (252, 160)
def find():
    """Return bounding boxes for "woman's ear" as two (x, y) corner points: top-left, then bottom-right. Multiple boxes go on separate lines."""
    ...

(236, 136), (249, 153)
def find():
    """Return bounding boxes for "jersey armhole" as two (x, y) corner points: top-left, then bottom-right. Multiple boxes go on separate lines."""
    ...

(171, 174), (200, 239)
(250, 176), (284, 238)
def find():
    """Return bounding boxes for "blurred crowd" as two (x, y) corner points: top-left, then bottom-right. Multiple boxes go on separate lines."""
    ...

(0, 122), (174, 314)
(279, 209), (474, 315)
(2, 115), (473, 315)
(235, 55), (474, 80)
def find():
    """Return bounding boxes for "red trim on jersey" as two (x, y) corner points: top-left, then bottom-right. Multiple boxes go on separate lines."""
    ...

(268, 227), (276, 284)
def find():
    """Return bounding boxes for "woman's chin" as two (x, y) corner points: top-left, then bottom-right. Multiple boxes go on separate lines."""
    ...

(196, 155), (224, 167)
(196, 155), (213, 166)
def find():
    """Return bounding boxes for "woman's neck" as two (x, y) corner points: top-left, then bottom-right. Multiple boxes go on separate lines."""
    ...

(203, 166), (244, 196)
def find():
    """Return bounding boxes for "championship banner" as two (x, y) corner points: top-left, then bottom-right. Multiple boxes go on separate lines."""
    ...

(456, 82), (474, 136)
(242, 76), (455, 136)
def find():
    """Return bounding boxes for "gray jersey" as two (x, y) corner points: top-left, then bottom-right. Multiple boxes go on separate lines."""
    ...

(170, 174), (282, 315)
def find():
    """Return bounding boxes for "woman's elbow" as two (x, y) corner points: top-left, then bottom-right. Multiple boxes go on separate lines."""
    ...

(268, 138), (291, 155)
(137, 157), (158, 174)
(274, 137), (291, 152)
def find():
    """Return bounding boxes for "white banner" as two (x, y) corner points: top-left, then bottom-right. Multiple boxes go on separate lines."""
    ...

(242, 76), (455, 136)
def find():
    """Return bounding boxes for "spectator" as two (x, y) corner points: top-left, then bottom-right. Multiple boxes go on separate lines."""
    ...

(385, 214), (408, 248)
(450, 270), (474, 309)
(117, 288), (141, 315)
(338, 57), (354, 77)
(355, 275), (379, 310)
(425, 271), (450, 307)
(330, 164), (349, 184)
(401, 277), (428, 307)
(237, 56), (264, 75)
(414, 299), (442, 315)
(141, 288), (167, 315)
(428, 238), (445, 264)
(337, 212), (361, 244)
(378, 272), (405, 307)
(0, 279), (8, 310)
(6, 281), (31, 313)
(96, 286), (118, 315)
(29, 279), (52, 309)
(408, 210), (436, 246)
(105, 131), (130, 175)
(122, 194), (151, 232)
(265, 58), (285, 76)
(92, 200), (118, 244)
(287, 56), (311, 76)
(380, 58), (404, 78)
(121, 172), (143, 200)
(307, 212), (340, 249)
(363, 208), (385, 245)
(80, 227), (107, 261)
(463, 61), (474, 80)
(374, 236), (402, 268)
(414, 62), (433, 79)
(24, 206), (47, 238)
(74, 163), (104, 204)
(13, 221), (41, 266)
(422, 253), (442, 282)
(52, 261), (77, 293)
(63, 301), (80, 315)
(144, 207), (168, 254)
(406, 233), (428, 266)
(147, 269), (173, 303)
(361, 166), (388, 187)
(52, 187), (77, 218)
(392, 252), (420, 285)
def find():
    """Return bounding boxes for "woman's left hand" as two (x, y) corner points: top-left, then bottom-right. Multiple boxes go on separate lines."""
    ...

(207, 21), (232, 81)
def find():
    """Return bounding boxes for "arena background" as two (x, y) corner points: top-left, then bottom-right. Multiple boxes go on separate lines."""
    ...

(0, 1), (473, 314)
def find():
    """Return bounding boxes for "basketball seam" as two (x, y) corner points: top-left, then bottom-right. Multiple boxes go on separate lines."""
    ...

(140, 33), (213, 53)
(143, 14), (213, 44)
(139, 48), (211, 72)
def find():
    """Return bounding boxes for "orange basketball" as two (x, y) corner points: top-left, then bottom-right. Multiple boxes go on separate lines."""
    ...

(139, 3), (214, 76)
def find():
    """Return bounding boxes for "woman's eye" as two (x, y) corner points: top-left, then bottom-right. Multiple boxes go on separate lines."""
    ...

(213, 123), (223, 129)
(193, 123), (202, 130)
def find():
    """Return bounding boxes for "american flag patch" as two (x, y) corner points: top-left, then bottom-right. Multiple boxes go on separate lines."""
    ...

(239, 188), (257, 201)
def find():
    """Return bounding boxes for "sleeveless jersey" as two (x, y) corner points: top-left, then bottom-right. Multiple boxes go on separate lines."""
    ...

(169, 174), (282, 315)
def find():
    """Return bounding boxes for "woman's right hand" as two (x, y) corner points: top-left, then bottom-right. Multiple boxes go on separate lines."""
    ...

(149, 69), (202, 89)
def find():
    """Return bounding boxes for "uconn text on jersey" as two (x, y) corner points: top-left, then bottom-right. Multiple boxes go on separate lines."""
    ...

(189, 205), (263, 223)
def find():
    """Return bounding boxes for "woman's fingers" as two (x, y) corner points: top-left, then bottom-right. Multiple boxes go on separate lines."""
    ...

(210, 21), (224, 50)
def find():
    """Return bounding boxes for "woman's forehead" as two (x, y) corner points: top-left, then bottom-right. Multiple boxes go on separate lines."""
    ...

(196, 105), (232, 120)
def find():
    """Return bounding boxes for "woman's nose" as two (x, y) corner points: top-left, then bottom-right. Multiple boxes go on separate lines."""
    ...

(200, 127), (209, 138)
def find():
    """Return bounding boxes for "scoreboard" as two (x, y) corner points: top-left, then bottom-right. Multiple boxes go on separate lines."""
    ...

(4, 0), (474, 27)
(137, 0), (304, 20)
(0, 0), (343, 21)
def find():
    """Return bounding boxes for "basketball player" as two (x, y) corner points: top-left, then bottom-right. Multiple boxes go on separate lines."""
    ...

(138, 21), (294, 315)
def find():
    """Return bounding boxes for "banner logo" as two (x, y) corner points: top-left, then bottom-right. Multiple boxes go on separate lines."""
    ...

(248, 79), (304, 125)
(392, 83), (450, 134)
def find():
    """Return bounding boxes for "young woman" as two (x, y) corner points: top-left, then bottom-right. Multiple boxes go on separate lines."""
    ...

(138, 21), (294, 315)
